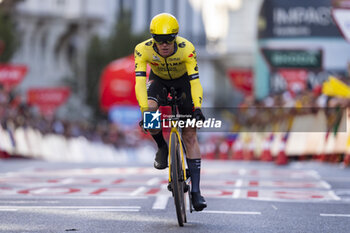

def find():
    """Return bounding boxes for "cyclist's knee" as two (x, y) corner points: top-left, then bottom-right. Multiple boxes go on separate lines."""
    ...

(147, 99), (158, 111)
(182, 129), (198, 145)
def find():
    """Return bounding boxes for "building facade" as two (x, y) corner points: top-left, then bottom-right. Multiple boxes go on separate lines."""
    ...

(12, 0), (262, 110)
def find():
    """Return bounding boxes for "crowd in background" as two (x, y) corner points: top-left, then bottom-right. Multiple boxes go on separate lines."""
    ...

(0, 84), (152, 153)
(1, 76), (350, 158)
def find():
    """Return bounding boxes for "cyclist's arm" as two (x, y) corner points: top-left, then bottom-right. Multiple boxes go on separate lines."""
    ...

(184, 44), (203, 108)
(134, 44), (148, 113)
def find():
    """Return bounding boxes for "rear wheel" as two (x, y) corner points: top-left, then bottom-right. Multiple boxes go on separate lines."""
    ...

(170, 132), (186, 227)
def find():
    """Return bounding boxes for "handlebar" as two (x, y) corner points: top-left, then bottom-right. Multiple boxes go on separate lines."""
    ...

(157, 87), (186, 107)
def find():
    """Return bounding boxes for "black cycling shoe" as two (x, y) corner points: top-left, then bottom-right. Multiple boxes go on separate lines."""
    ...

(191, 191), (207, 211)
(154, 145), (168, 170)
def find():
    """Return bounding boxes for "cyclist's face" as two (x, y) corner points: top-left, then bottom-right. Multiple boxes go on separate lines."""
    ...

(155, 41), (175, 57)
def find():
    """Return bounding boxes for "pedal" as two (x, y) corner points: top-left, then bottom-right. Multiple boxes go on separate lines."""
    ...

(167, 183), (172, 192)
(184, 183), (189, 193)
(186, 169), (191, 178)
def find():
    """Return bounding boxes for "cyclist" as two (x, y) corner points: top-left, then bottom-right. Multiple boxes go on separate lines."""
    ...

(134, 13), (207, 211)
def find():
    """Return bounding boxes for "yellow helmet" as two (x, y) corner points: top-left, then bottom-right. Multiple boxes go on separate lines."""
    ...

(150, 13), (179, 35)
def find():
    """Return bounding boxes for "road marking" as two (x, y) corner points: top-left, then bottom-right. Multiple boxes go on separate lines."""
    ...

(328, 191), (341, 201)
(152, 195), (170, 209)
(0, 206), (141, 210)
(271, 205), (278, 210)
(32, 188), (50, 194)
(0, 200), (60, 204)
(61, 178), (75, 184)
(186, 194), (190, 211)
(320, 181), (331, 189)
(130, 187), (146, 196)
(238, 169), (247, 176)
(147, 177), (160, 186)
(232, 179), (243, 199)
(202, 210), (261, 215)
(78, 209), (140, 212)
(320, 214), (350, 217)
(0, 196), (148, 200)
(152, 184), (170, 210)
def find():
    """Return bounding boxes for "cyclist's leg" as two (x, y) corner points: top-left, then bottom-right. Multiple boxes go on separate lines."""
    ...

(182, 127), (207, 211)
(147, 73), (168, 169)
(177, 74), (207, 211)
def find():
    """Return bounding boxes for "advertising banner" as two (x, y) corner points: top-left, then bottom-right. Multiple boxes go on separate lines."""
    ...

(261, 49), (323, 70)
(332, 0), (350, 8)
(227, 69), (253, 96)
(0, 64), (27, 90)
(270, 70), (346, 93)
(332, 8), (350, 43)
(258, 0), (342, 39)
(271, 69), (308, 93)
(27, 87), (70, 116)
(99, 55), (140, 112)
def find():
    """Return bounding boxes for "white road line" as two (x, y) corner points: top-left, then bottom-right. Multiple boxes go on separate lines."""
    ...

(32, 188), (50, 194)
(130, 187), (146, 196)
(238, 169), (247, 176)
(78, 209), (140, 212)
(328, 191), (341, 201)
(320, 181), (331, 189)
(0, 209), (18, 211)
(0, 196), (148, 200)
(61, 178), (75, 184)
(202, 210), (261, 215)
(147, 177), (160, 186)
(0, 206), (141, 210)
(310, 170), (321, 179)
(320, 214), (350, 217)
(0, 201), (60, 204)
(152, 195), (170, 209)
(271, 205), (278, 210)
(186, 194), (190, 211)
(233, 179), (243, 199)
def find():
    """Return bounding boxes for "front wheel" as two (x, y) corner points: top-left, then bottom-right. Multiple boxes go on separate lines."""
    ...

(170, 132), (186, 227)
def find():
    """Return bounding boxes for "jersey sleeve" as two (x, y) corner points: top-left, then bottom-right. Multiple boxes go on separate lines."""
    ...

(134, 44), (148, 112)
(184, 42), (203, 108)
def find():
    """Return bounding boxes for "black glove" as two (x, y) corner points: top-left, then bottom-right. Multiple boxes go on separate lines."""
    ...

(193, 108), (205, 122)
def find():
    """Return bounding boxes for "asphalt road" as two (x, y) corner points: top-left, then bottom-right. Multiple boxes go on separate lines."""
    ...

(0, 158), (349, 233)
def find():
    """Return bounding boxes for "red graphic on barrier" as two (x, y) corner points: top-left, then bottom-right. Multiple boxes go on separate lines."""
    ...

(0, 64), (28, 90)
(27, 87), (70, 116)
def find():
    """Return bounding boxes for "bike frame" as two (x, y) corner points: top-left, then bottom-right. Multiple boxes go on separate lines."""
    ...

(168, 125), (187, 183)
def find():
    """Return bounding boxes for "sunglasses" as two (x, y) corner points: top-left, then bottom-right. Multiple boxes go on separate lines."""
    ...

(152, 34), (177, 44)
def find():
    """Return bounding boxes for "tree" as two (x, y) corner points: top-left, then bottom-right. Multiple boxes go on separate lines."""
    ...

(85, 10), (147, 118)
(0, 9), (17, 62)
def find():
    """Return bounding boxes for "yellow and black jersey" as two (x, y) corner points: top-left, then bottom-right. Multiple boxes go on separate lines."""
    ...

(134, 36), (203, 111)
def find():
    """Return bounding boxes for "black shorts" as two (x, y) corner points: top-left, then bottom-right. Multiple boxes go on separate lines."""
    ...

(147, 71), (194, 116)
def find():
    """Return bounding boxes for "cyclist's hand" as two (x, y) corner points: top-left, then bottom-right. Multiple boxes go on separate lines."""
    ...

(193, 108), (205, 122)
(139, 120), (148, 134)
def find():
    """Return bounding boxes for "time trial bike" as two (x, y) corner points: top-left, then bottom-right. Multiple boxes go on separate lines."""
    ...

(157, 87), (193, 227)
